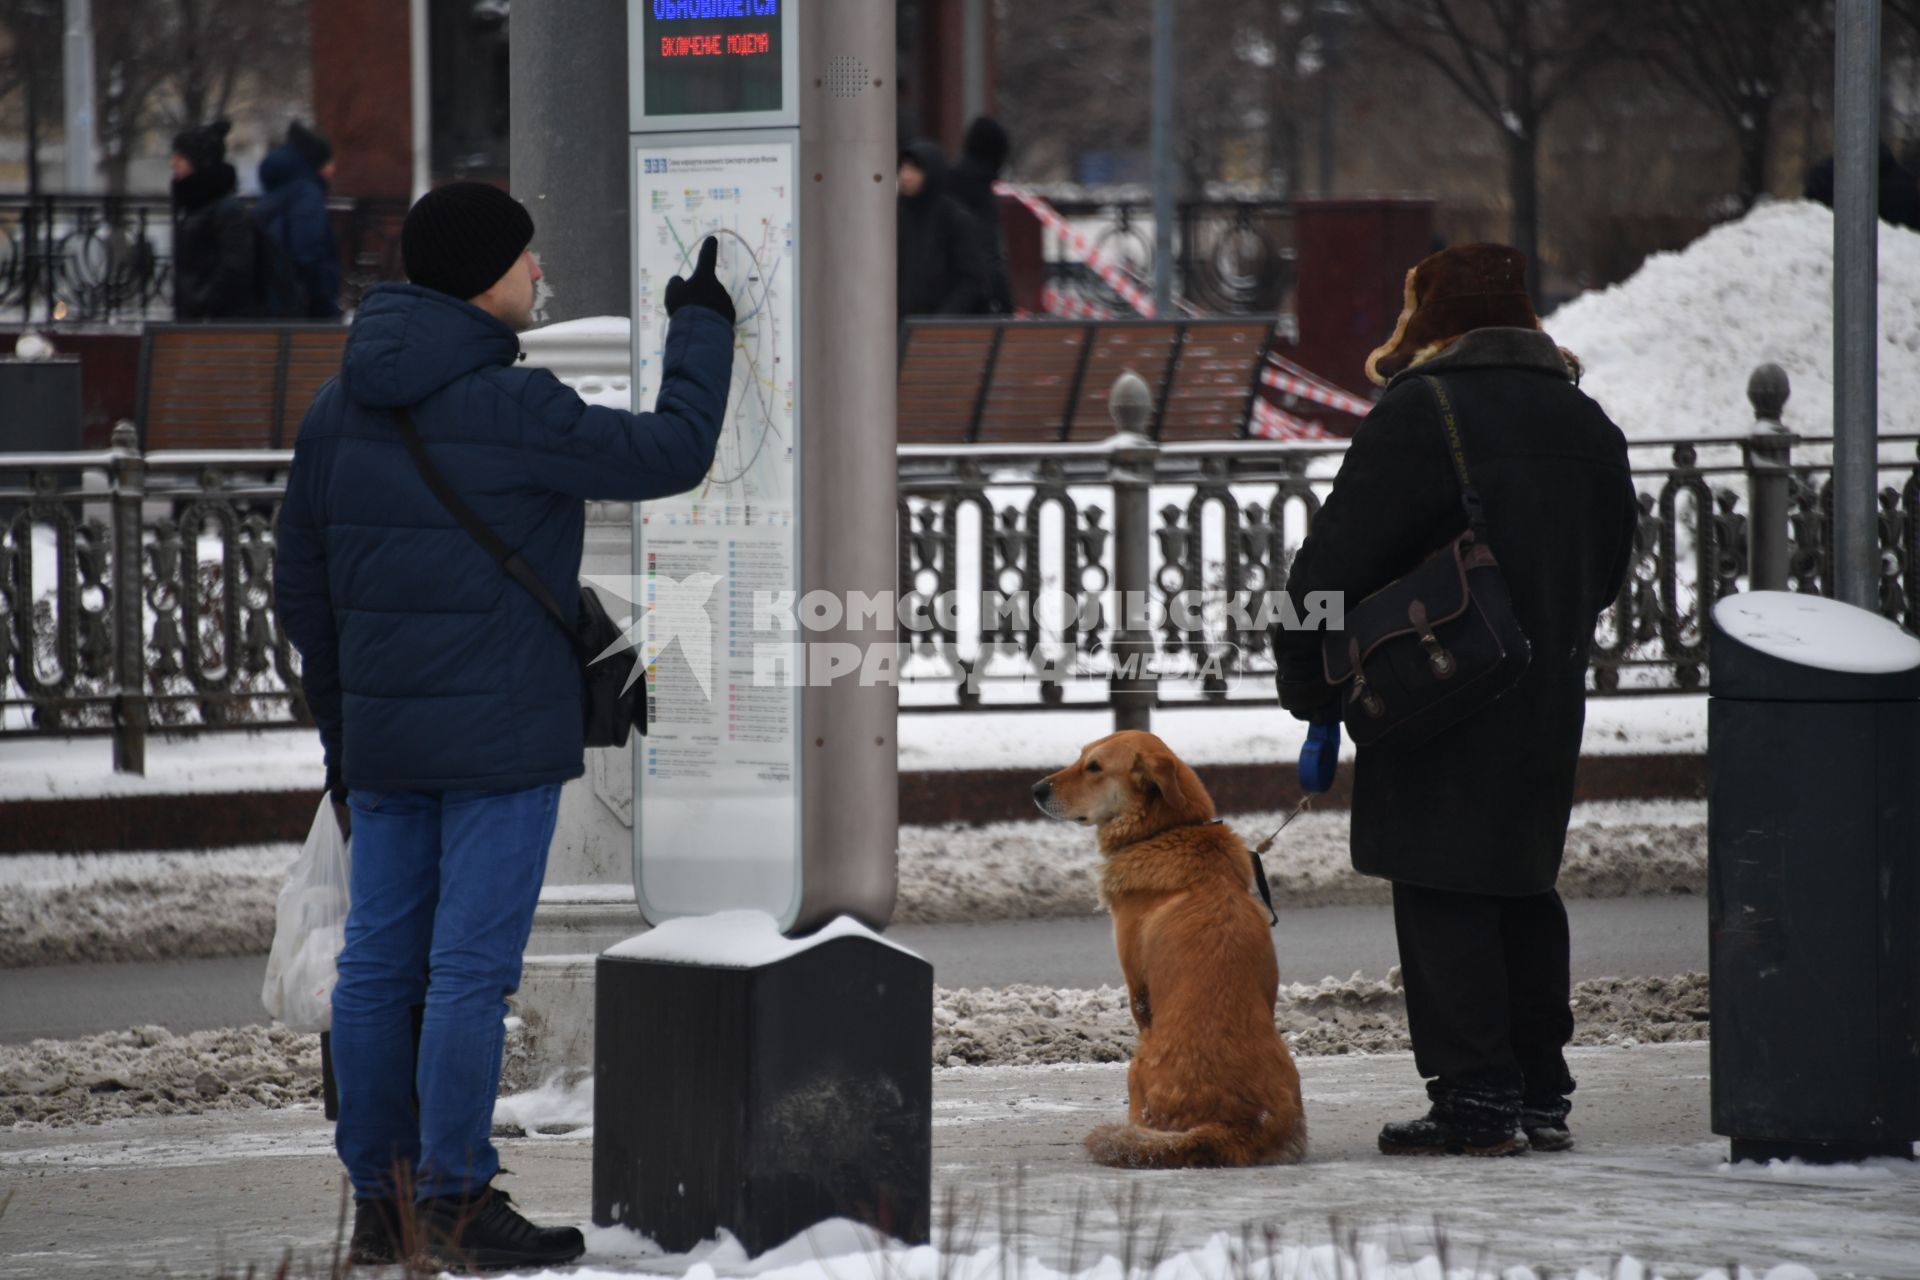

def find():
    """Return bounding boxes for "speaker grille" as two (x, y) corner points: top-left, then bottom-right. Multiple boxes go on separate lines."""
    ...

(826, 55), (870, 99)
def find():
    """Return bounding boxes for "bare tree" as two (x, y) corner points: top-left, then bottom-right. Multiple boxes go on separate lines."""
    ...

(91, 0), (309, 192)
(1350, 0), (1613, 296)
(1616, 0), (1830, 210)
(0, 0), (63, 196)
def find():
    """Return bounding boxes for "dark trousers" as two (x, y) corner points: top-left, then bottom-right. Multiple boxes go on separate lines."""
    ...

(1391, 882), (1577, 1124)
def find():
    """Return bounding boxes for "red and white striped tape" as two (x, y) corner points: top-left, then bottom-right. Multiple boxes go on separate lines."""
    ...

(997, 182), (1201, 320)
(1038, 284), (1119, 321)
(1250, 398), (1334, 441)
(1261, 352), (1374, 418)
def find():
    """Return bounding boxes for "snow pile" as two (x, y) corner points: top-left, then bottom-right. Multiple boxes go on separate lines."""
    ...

(0, 1024), (322, 1126)
(494, 1072), (595, 1138)
(0, 803), (1705, 967)
(1546, 199), (1920, 443)
(0, 845), (297, 967)
(898, 800), (1707, 925)
(483, 1219), (1824, 1280)
(932, 972), (1708, 1068)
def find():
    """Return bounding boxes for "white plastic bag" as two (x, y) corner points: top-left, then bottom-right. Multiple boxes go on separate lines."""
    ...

(261, 796), (353, 1033)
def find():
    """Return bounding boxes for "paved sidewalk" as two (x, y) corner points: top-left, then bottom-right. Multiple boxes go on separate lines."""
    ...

(1, 1043), (1914, 1279)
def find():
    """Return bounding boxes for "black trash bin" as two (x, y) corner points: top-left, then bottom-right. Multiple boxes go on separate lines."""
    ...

(1709, 590), (1920, 1163)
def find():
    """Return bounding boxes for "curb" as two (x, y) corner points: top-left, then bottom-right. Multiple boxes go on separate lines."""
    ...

(0, 754), (1705, 854)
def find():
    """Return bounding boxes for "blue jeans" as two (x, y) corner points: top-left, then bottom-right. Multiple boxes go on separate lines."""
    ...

(333, 784), (561, 1202)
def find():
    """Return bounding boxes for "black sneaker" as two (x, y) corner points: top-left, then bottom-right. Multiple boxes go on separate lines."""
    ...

(348, 1198), (403, 1266)
(1379, 1111), (1526, 1157)
(417, 1185), (586, 1273)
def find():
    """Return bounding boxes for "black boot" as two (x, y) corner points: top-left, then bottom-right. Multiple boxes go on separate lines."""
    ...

(1378, 1108), (1526, 1156)
(347, 1198), (404, 1266)
(417, 1185), (586, 1272)
(1521, 1100), (1574, 1152)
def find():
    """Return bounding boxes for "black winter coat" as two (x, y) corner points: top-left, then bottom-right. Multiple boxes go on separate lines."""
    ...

(256, 144), (342, 320)
(898, 140), (991, 321)
(1275, 328), (1639, 896)
(949, 160), (1013, 315)
(172, 163), (260, 321)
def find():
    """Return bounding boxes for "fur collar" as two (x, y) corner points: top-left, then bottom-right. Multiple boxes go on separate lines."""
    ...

(1387, 327), (1579, 388)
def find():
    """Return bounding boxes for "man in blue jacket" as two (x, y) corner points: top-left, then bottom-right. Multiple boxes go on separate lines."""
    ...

(255, 122), (343, 320)
(274, 182), (736, 1271)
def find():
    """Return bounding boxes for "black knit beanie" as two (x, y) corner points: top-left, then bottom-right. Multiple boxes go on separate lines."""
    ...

(171, 120), (231, 173)
(401, 182), (536, 302)
(288, 121), (333, 172)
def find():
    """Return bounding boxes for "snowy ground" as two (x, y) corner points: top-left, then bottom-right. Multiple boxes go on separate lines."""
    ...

(2, 1043), (1915, 1280)
(0, 698), (1708, 801)
(0, 972), (1709, 1128)
(0, 800), (1705, 967)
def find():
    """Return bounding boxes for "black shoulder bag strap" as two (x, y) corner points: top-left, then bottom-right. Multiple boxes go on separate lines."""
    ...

(391, 409), (580, 653)
(1419, 374), (1490, 536)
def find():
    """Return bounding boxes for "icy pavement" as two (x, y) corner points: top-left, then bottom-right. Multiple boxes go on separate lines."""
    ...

(1, 1044), (1915, 1280)
(0, 801), (1705, 967)
(2, 974), (1708, 1127)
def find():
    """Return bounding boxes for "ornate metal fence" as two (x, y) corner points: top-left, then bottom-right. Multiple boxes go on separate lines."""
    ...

(1037, 194), (1296, 316)
(0, 194), (410, 326)
(7, 413), (1920, 769)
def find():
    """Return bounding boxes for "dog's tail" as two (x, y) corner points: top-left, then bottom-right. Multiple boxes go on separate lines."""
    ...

(1085, 1116), (1307, 1169)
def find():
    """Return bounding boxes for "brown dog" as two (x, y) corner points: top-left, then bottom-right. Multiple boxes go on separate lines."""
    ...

(1032, 730), (1307, 1169)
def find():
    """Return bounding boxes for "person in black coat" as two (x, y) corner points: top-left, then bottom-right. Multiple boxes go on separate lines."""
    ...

(1274, 244), (1641, 1157)
(897, 138), (991, 322)
(948, 116), (1015, 314)
(1803, 144), (1920, 231)
(170, 121), (260, 321)
(255, 121), (343, 320)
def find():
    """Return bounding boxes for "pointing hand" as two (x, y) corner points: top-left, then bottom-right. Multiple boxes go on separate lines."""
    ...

(665, 236), (737, 327)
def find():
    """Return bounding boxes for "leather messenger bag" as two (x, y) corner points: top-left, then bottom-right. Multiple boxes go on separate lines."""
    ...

(1320, 375), (1530, 748)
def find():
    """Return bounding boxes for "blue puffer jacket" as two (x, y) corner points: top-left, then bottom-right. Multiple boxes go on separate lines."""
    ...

(255, 144), (341, 320)
(274, 283), (734, 793)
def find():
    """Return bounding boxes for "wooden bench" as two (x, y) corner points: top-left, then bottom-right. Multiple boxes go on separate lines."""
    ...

(137, 324), (349, 451)
(897, 317), (1278, 445)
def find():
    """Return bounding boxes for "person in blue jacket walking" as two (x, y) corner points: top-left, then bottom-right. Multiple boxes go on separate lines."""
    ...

(255, 122), (343, 320)
(274, 182), (737, 1271)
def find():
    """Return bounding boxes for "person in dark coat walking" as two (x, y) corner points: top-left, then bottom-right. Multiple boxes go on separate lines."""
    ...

(274, 182), (737, 1270)
(1803, 144), (1920, 231)
(255, 121), (343, 320)
(898, 138), (992, 321)
(1273, 244), (1640, 1158)
(170, 121), (259, 321)
(948, 116), (1015, 314)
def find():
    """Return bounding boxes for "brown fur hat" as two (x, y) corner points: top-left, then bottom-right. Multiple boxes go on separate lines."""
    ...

(1364, 243), (1539, 387)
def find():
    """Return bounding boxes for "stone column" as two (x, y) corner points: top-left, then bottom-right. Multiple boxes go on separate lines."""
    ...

(508, 0), (632, 323)
(507, 0), (638, 1082)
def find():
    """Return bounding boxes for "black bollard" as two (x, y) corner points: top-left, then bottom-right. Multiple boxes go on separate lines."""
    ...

(592, 915), (932, 1254)
(1708, 593), (1920, 1163)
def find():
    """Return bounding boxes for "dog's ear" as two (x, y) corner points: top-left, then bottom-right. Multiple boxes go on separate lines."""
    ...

(1131, 748), (1209, 821)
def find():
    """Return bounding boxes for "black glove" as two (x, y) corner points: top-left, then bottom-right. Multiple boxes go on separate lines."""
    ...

(664, 236), (737, 327)
(324, 762), (348, 809)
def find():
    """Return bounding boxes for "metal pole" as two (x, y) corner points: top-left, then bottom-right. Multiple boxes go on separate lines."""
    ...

(109, 421), (147, 775)
(409, 0), (432, 203)
(1108, 372), (1158, 733)
(1150, 0), (1175, 315)
(509, 0), (631, 321)
(961, 0), (988, 125)
(1832, 0), (1881, 610)
(62, 0), (96, 192)
(1744, 364), (1793, 594)
(1316, 2), (1337, 196)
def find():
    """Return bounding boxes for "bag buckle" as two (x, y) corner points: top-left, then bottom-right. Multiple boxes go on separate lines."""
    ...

(1347, 638), (1385, 718)
(1407, 600), (1456, 679)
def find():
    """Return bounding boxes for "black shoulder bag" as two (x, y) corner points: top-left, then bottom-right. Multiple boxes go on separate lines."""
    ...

(394, 410), (644, 748)
(1319, 375), (1530, 749)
